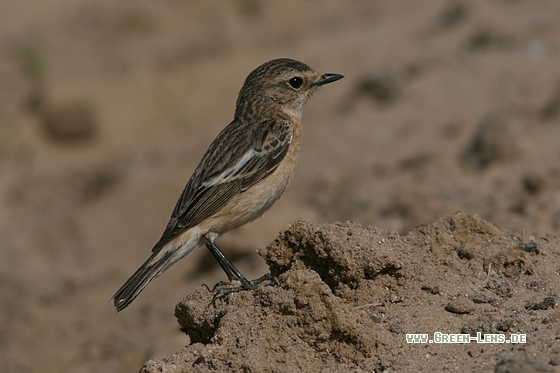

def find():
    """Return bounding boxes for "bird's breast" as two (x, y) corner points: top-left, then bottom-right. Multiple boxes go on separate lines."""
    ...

(201, 120), (302, 235)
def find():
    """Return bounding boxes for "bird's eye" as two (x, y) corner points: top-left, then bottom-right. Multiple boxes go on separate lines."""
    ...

(288, 77), (304, 89)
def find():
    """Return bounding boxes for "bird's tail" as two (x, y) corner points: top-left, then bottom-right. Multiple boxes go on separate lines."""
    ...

(112, 249), (174, 312)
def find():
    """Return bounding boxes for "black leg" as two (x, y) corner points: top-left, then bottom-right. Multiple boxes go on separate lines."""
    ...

(205, 238), (251, 286)
(204, 238), (276, 297)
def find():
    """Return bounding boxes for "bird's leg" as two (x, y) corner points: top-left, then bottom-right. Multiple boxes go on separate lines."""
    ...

(204, 238), (276, 297)
(205, 238), (251, 285)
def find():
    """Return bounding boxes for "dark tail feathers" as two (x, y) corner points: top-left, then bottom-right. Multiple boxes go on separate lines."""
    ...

(112, 250), (173, 312)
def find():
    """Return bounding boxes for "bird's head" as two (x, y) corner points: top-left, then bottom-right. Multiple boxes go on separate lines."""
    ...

(235, 58), (343, 120)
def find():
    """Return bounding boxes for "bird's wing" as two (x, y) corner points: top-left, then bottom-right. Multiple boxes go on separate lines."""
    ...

(151, 119), (293, 252)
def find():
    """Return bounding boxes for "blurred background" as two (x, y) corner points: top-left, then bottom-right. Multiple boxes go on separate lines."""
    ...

(1, 0), (559, 371)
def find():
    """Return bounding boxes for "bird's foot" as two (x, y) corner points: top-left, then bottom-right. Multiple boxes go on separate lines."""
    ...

(212, 273), (277, 299)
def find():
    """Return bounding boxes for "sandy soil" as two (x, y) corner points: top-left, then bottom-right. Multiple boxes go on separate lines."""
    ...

(148, 214), (560, 372)
(1, 0), (560, 372)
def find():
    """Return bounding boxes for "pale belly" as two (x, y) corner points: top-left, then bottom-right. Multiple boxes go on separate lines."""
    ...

(203, 156), (298, 234)
(200, 136), (301, 235)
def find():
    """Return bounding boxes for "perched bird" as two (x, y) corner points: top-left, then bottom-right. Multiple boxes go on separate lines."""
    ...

(112, 58), (343, 311)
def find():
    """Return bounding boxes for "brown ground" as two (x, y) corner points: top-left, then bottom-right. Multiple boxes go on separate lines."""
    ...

(150, 214), (560, 372)
(1, 1), (560, 372)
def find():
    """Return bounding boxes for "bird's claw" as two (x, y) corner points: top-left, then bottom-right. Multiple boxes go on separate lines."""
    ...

(211, 273), (277, 300)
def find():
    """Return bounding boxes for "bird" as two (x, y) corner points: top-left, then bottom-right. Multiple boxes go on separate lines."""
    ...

(112, 58), (343, 311)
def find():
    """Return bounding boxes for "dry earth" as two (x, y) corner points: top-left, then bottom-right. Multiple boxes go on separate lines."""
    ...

(1, 1), (560, 372)
(146, 214), (560, 372)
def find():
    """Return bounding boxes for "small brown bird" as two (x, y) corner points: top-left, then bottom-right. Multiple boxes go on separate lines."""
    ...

(112, 58), (343, 311)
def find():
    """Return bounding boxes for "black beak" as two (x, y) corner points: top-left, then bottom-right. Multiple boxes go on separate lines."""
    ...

(312, 73), (344, 87)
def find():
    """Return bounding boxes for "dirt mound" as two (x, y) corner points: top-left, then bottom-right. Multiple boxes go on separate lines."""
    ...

(141, 213), (560, 372)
